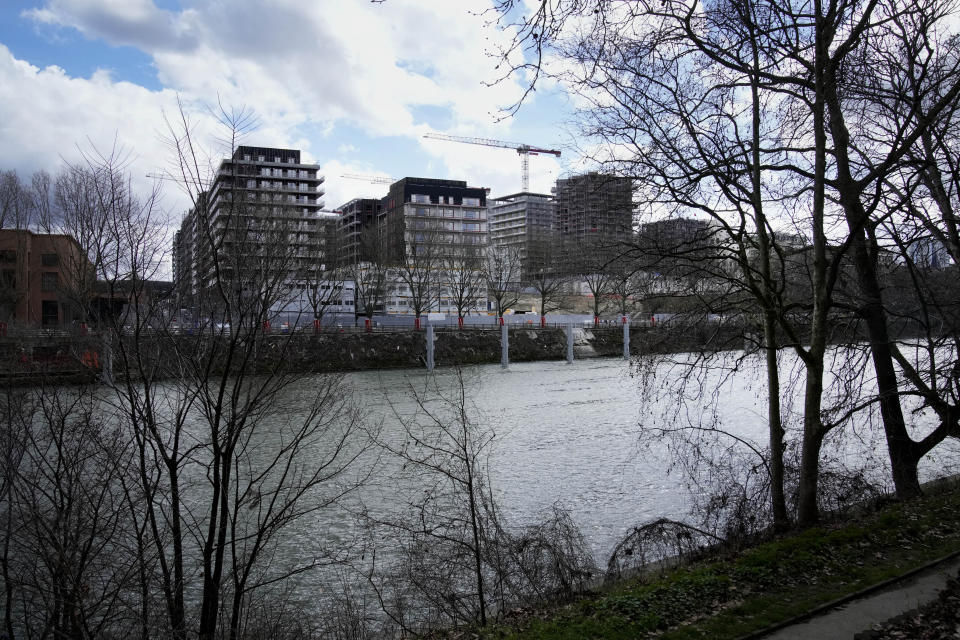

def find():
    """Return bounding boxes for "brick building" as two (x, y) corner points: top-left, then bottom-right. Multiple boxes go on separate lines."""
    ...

(0, 229), (93, 326)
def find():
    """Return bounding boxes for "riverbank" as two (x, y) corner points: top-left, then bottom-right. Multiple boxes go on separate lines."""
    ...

(0, 316), (756, 382)
(0, 325), (675, 381)
(452, 477), (960, 640)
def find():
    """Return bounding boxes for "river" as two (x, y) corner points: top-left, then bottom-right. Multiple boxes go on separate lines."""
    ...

(340, 353), (960, 563)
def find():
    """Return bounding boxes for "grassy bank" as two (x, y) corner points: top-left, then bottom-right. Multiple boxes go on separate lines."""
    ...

(462, 482), (960, 639)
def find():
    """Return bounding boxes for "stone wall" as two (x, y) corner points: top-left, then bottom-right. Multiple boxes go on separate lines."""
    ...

(0, 326), (651, 382)
(283, 328), (570, 372)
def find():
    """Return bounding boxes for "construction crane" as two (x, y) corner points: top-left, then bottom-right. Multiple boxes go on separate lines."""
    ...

(422, 133), (561, 192)
(340, 173), (394, 185)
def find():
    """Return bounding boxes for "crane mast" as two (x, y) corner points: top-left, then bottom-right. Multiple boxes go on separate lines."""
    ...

(422, 133), (561, 192)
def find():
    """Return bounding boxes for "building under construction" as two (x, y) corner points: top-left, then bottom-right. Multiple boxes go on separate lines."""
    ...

(337, 197), (382, 264)
(554, 172), (634, 274)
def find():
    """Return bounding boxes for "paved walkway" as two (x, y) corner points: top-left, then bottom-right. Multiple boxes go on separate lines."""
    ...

(757, 553), (960, 639)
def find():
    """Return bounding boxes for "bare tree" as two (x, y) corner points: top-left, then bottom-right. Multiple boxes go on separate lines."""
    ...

(488, 0), (960, 528)
(526, 233), (567, 327)
(152, 102), (372, 640)
(302, 218), (348, 330)
(483, 244), (523, 321)
(607, 256), (646, 319)
(348, 226), (389, 328)
(0, 383), (145, 640)
(443, 246), (486, 329)
(573, 236), (616, 325)
(367, 369), (495, 631)
(0, 171), (32, 230)
(396, 230), (443, 330)
(364, 368), (595, 635)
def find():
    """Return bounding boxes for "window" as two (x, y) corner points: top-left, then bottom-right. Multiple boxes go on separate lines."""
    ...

(1, 269), (14, 288)
(463, 210), (479, 219)
(243, 154), (251, 161)
(0, 250), (16, 263)
(411, 194), (430, 204)
(258, 155), (265, 161)
(464, 223), (481, 232)
(41, 272), (58, 291)
(275, 156), (281, 162)
(41, 300), (58, 326)
(463, 197), (481, 206)
(287, 157), (296, 163)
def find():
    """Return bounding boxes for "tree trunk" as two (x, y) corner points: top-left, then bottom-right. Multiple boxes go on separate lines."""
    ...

(762, 309), (788, 530)
(823, 74), (922, 499)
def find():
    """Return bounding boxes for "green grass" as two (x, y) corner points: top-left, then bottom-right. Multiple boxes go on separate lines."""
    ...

(468, 486), (960, 640)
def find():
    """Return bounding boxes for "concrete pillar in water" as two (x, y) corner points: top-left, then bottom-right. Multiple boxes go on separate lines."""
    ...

(101, 329), (114, 385)
(501, 323), (509, 368)
(566, 324), (574, 364)
(622, 315), (630, 360)
(426, 324), (435, 372)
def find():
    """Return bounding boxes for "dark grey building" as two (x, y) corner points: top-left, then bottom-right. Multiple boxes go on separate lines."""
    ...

(554, 172), (634, 274)
(380, 177), (488, 264)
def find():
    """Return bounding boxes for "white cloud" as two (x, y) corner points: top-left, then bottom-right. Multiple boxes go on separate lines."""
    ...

(3, 0), (575, 225)
(0, 44), (188, 204)
(22, 0), (530, 141)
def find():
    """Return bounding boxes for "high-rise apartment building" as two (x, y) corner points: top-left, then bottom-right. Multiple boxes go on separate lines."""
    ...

(488, 192), (557, 279)
(554, 172), (634, 273)
(380, 177), (488, 263)
(173, 146), (328, 309)
(376, 177), (489, 316)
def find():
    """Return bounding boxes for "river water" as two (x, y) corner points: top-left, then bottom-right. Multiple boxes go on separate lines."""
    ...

(340, 354), (960, 563)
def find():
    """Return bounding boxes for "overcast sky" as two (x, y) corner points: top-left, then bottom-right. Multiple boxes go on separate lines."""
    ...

(0, 0), (579, 218)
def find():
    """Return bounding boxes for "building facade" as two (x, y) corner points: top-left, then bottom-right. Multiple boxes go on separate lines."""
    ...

(173, 146), (331, 314)
(488, 191), (557, 279)
(377, 177), (489, 316)
(554, 172), (634, 274)
(337, 197), (382, 265)
(380, 177), (488, 263)
(0, 229), (93, 326)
